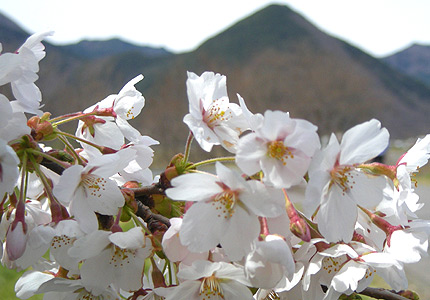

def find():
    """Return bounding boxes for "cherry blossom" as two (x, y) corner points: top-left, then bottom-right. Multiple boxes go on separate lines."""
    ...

(304, 119), (389, 242)
(68, 227), (153, 293)
(244, 234), (295, 289)
(76, 74), (146, 150)
(0, 138), (20, 196)
(166, 162), (285, 261)
(0, 95), (30, 142)
(183, 71), (248, 153)
(163, 260), (253, 300)
(0, 31), (53, 115)
(236, 110), (320, 188)
(53, 148), (136, 233)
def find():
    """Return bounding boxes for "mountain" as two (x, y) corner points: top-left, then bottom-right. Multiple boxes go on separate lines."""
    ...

(2, 5), (430, 165)
(383, 44), (430, 86)
(0, 12), (30, 51)
(60, 38), (172, 59)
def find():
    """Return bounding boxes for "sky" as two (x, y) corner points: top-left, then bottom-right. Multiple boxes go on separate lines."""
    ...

(1, 0), (429, 58)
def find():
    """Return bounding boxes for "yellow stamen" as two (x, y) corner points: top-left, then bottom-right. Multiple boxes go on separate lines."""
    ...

(199, 275), (224, 299)
(330, 165), (355, 195)
(267, 140), (293, 165)
(212, 191), (237, 219)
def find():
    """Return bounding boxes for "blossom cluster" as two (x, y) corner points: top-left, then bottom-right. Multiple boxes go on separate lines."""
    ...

(0, 32), (429, 300)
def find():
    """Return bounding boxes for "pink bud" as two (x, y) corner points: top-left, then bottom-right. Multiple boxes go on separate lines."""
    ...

(6, 221), (27, 261)
(290, 215), (311, 242)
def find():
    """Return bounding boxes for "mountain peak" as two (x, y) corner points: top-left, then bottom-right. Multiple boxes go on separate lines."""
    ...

(0, 11), (29, 51)
(196, 4), (314, 60)
(61, 38), (171, 59)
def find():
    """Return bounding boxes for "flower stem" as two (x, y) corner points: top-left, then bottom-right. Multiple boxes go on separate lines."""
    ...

(50, 111), (84, 124)
(18, 152), (28, 206)
(51, 110), (104, 126)
(57, 135), (85, 166)
(27, 148), (71, 170)
(187, 156), (235, 170)
(28, 153), (68, 222)
(183, 131), (194, 164)
(57, 130), (105, 153)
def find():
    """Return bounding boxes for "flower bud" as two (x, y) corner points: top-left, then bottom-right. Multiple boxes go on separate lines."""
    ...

(122, 188), (138, 213)
(289, 214), (311, 242)
(27, 116), (55, 141)
(6, 220), (27, 261)
(123, 181), (140, 189)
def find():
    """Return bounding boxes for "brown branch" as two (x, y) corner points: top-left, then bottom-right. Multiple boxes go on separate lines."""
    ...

(129, 185), (165, 196)
(359, 287), (410, 300)
(135, 201), (170, 233)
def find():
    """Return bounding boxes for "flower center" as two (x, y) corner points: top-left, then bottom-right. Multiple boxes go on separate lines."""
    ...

(267, 140), (293, 165)
(322, 256), (346, 275)
(212, 190), (237, 219)
(51, 235), (74, 250)
(82, 174), (107, 198)
(200, 275), (224, 299)
(203, 99), (231, 128)
(109, 245), (135, 267)
(330, 165), (355, 195)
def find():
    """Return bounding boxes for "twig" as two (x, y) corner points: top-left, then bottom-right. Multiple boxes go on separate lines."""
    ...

(129, 185), (165, 196)
(135, 201), (170, 232)
(359, 287), (410, 300)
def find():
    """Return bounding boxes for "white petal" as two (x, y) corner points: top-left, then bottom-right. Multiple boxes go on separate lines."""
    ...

(386, 230), (428, 263)
(304, 170), (331, 217)
(340, 119), (389, 165)
(109, 227), (145, 249)
(180, 201), (228, 253)
(241, 181), (284, 218)
(236, 133), (267, 175)
(53, 164), (84, 206)
(167, 173), (221, 202)
(317, 186), (357, 242)
(15, 270), (53, 299)
(215, 162), (246, 191)
(331, 260), (367, 293)
(68, 230), (110, 260)
(220, 207), (260, 261)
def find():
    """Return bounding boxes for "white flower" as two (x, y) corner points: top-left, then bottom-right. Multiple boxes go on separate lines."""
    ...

(161, 217), (207, 265)
(76, 74), (145, 150)
(166, 162), (285, 261)
(183, 71), (248, 153)
(37, 277), (121, 299)
(102, 74), (146, 143)
(0, 138), (20, 195)
(13, 220), (84, 272)
(53, 148), (136, 233)
(245, 235), (295, 289)
(384, 226), (429, 264)
(0, 94), (30, 142)
(15, 262), (58, 299)
(164, 260), (253, 300)
(304, 119), (389, 242)
(396, 134), (430, 180)
(0, 31), (53, 115)
(303, 241), (406, 300)
(236, 110), (320, 188)
(68, 227), (152, 293)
